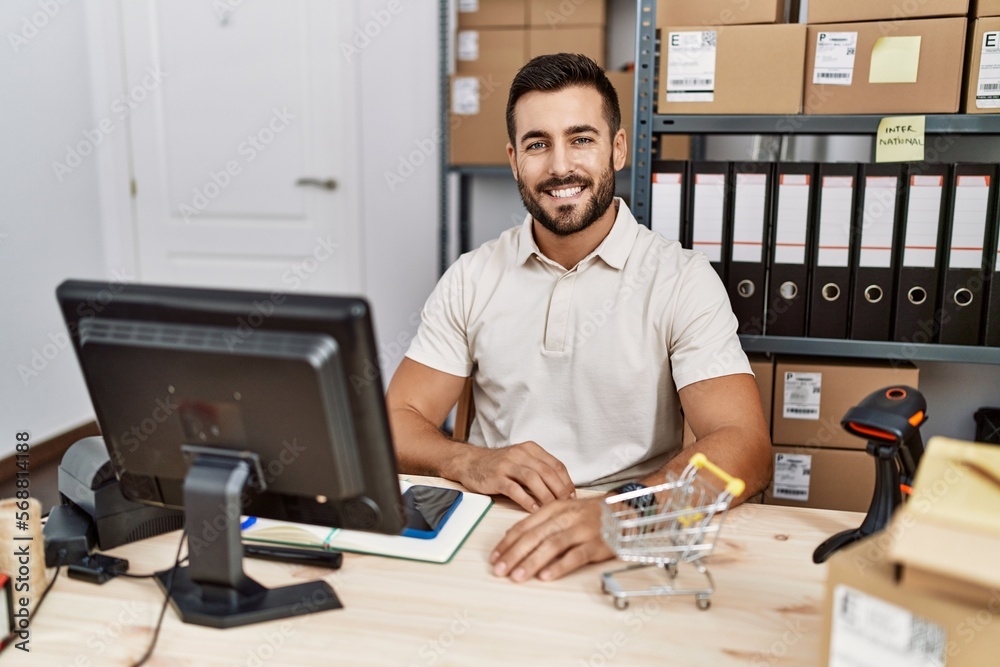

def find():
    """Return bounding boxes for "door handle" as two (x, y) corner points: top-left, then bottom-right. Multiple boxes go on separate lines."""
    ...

(295, 177), (338, 191)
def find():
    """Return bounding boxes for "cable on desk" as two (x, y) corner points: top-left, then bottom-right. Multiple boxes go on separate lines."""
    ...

(130, 527), (187, 667)
(118, 555), (189, 579)
(0, 549), (66, 653)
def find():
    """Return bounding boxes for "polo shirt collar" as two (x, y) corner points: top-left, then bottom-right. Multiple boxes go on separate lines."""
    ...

(515, 197), (638, 270)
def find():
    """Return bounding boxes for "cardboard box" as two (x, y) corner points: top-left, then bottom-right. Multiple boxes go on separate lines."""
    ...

(657, 0), (784, 27)
(604, 71), (633, 167)
(529, 0), (605, 27)
(457, 0), (526, 28)
(803, 18), (967, 115)
(658, 24), (806, 115)
(455, 28), (527, 77)
(807, 0), (968, 24)
(658, 135), (691, 160)
(821, 536), (1000, 667)
(772, 358), (920, 450)
(527, 27), (605, 68)
(964, 18), (1000, 113)
(450, 74), (513, 166)
(772, 357), (922, 450)
(682, 354), (773, 447)
(889, 437), (1000, 610)
(973, 0), (1000, 16)
(765, 445), (874, 511)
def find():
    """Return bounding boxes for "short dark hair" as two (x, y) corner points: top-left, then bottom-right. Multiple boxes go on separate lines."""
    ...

(505, 53), (621, 148)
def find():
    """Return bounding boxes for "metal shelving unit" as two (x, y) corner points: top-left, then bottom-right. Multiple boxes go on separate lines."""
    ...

(651, 114), (1000, 136)
(631, 0), (1000, 364)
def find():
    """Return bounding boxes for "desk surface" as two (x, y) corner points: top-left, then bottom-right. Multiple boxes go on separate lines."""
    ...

(24, 477), (859, 667)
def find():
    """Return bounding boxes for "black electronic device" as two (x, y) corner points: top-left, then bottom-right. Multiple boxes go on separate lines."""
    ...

(56, 279), (404, 628)
(45, 436), (184, 559)
(813, 386), (927, 564)
(401, 486), (463, 538)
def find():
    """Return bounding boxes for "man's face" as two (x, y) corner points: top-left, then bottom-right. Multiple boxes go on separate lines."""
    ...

(507, 85), (626, 237)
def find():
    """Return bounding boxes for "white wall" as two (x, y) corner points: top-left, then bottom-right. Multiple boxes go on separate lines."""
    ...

(0, 0), (442, 459)
(357, 0), (440, 380)
(0, 0), (108, 455)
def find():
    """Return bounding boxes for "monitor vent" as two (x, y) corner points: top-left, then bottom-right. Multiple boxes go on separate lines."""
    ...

(126, 514), (185, 543)
(79, 318), (336, 359)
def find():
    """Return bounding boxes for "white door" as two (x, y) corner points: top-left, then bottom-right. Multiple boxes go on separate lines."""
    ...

(121, 0), (361, 293)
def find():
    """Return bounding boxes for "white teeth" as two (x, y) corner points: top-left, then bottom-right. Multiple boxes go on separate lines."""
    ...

(548, 186), (583, 199)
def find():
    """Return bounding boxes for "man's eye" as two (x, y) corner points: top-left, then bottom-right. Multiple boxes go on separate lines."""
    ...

(526, 141), (545, 150)
(574, 137), (594, 144)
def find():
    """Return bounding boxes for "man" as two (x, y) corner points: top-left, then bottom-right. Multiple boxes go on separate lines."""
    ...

(386, 53), (770, 583)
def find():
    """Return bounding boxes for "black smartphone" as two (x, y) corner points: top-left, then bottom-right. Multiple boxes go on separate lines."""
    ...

(401, 485), (463, 539)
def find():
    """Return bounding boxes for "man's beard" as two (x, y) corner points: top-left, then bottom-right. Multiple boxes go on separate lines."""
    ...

(517, 158), (617, 237)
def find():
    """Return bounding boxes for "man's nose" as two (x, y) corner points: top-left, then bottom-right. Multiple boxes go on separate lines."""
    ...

(547, 143), (573, 176)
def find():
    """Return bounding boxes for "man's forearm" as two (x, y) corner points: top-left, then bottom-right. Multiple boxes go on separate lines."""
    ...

(639, 426), (772, 506)
(389, 407), (476, 480)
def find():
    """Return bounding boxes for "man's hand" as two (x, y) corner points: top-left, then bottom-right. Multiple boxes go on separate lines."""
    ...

(489, 498), (614, 582)
(446, 441), (575, 512)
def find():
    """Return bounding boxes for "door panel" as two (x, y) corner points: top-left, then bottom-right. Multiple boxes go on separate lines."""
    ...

(121, 0), (360, 293)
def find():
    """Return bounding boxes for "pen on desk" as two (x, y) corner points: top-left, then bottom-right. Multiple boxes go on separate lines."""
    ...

(241, 516), (257, 530)
(243, 544), (343, 569)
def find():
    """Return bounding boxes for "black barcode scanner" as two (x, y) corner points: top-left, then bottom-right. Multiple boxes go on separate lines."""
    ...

(812, 386), (927, 564)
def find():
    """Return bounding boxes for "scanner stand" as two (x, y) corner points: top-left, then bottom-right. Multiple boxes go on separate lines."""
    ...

(155, 449), (341, 628)
(813, 441), (902, 564)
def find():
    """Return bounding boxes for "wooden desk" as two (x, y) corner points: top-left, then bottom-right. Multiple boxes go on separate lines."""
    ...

(26, 479), (860, 666)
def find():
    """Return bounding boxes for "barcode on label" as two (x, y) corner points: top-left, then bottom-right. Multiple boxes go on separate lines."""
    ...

(670, 78), (713, 86)
(981, 83), (1000, 91)
(818, 72), (851, 79)
(908, 617), (947, 658)
(776, 488), (807, 496)
(702, 32), (716, 47)
(786, 407), (819, 415)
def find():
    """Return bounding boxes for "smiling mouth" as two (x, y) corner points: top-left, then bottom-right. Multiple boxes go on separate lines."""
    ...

(546, 185), (585, 199)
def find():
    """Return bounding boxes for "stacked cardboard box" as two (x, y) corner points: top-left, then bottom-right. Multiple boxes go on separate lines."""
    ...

(965, 0), (1000, 113)
(451, 0), (608, 165)
(656, 0), (806, 114)
(973, 0), (1000, 15)
(803, 1), (968, 114)
(820, 437), (1000, 667)
(451, 1), (524, 166)
(764, 357), (919, 512)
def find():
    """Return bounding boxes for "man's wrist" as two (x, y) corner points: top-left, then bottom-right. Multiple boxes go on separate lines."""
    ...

(610, 481), (656, 512)
(439, 440), (478, 481)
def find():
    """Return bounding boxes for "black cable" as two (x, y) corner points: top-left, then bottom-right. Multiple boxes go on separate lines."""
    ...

(31, 553), (63, 617)
(130, 528), (187, 667)
(118, 556), (189, 579)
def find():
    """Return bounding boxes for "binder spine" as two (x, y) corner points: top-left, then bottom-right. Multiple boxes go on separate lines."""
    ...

(808, 165), (857, 340)
(727, 164), (773, 337)
(893, 164), (948, 344)
(850, 165), (905, 342)
(939, 165), (997, 346)
(766, 164), (815, 338)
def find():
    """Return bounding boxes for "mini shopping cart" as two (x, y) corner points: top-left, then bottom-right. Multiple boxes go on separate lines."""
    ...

(600, 453), (745, 611)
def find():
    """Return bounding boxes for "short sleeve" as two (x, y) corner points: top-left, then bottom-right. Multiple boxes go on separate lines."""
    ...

(668, 254), (752, 390)
(404, 260), (474, 377)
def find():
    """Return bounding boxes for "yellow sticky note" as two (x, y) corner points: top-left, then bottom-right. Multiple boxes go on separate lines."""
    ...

(869, 36), (921, 83)
(876, 115), (925, 163)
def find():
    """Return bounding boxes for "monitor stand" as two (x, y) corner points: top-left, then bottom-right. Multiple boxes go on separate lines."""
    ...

(154, 450), (341, 628)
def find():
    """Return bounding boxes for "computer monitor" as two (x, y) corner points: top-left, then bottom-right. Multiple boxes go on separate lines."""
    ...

(57, 279), (403, 628)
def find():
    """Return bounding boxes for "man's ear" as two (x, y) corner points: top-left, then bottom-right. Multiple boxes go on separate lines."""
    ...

(612, 128), (627, 171)
(506, 143), (518, 179)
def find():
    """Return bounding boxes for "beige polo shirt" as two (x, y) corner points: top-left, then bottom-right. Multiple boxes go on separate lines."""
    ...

(406, 199), (751, 487)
